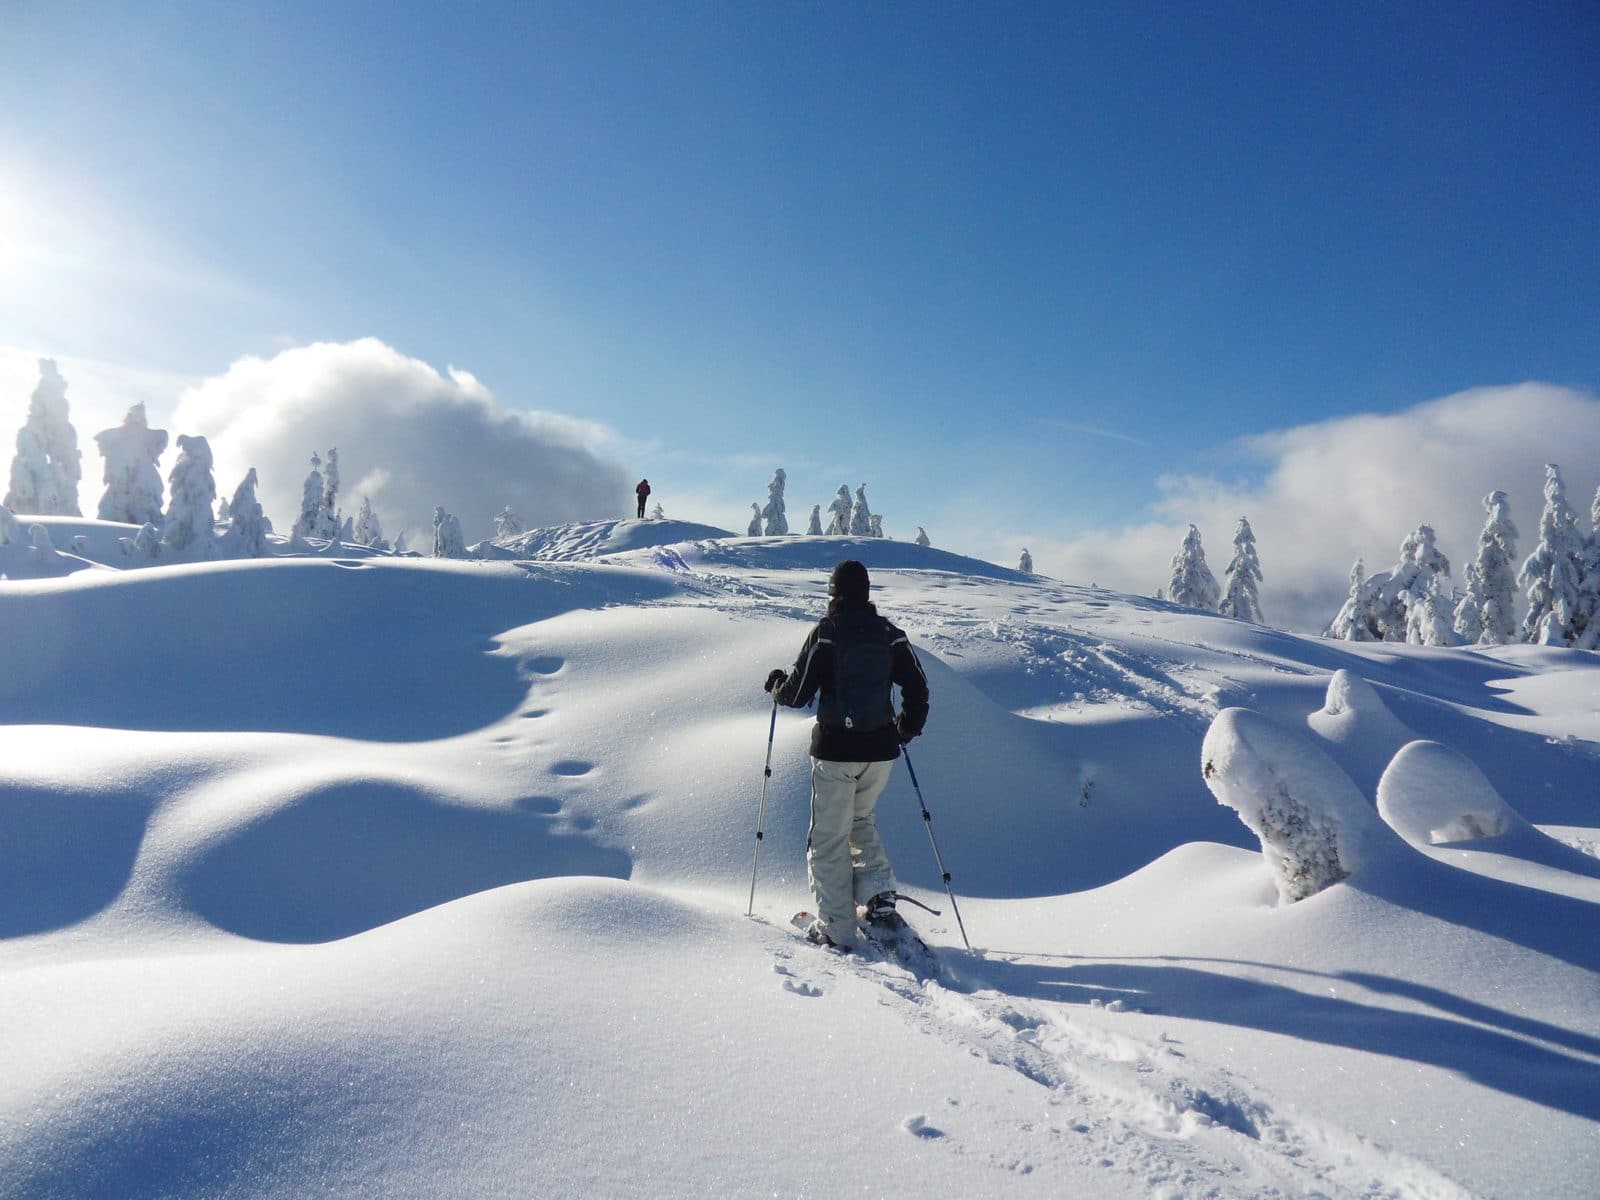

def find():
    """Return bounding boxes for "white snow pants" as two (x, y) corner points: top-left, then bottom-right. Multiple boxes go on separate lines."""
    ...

(807, 758), (896, 948)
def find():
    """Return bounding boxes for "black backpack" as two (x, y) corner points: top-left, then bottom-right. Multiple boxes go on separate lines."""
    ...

(817, 612), (896, 732)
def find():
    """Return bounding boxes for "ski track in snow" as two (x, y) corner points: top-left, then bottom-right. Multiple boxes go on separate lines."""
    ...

(765, 923), (1477, 1200)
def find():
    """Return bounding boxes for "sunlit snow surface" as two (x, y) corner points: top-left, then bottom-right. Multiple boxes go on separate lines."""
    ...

(2, 519), (1597, 1199)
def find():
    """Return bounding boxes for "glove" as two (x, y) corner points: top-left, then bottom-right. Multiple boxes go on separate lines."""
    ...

(895, 714), (921, 743)
(764, 669), (787, 695)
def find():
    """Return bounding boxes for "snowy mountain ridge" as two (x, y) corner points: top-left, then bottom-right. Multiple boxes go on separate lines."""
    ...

(1, 531), (1596, 1198)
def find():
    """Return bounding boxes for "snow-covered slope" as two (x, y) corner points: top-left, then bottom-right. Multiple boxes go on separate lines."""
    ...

(1, 537), (1596, 1198)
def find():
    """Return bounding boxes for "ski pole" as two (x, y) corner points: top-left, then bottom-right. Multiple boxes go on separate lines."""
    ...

(901, 746), (973, 951)
(746, 696), (780, 917)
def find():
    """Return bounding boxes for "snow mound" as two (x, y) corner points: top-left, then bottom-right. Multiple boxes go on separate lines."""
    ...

(489, 518), (735, 561)
(1376, 740), (1519, 845)
(1202, 707), (1396, 903)
(680, 534), (1035, 583)
(1305, 668), (1417, 797)
(0, 513), (105, 581)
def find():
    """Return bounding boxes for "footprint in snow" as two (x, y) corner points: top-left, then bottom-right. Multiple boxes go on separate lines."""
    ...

(901, 1114), (945, 1139)
(782, 979), (824, 998)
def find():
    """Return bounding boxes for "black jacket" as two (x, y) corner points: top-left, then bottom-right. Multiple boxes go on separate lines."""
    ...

(774, 601), (930, 762)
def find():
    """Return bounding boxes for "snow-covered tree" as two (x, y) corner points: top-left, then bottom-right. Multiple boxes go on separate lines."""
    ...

(494, 506), (524, 540)
(6, 359), (83, 515)
(1465, 490), (1520, 645)
(825, 486), (852, 535)
(1326, 559), (1382, 641)
(1167, 525), (1221, 610)
(1406, 573), (1456, 646)
(1019, 548), (1033, 573)
(1218, 516), (1264, 623)
(649, 501), (665, 521)
(1573, 484), (1600, 651)
(321, 448), (342, 534)
(746, 503), (761, 536)
(432, 506), (466, 558)
(848, 485), (874, 537)
(354, 497), (384, 547)
(805, 505), (822, 535)
(0, 502), (20, 545)
(1452, 564), (1486, 645)
(293, 453), (328, 540)
(161, 435), (217, 557)
(1361, 525), (1451, 642)
(761, 468), (788, 536)
(1517, 464), (1584, 646)
(869, 514), (884, 539)
(915, 527), (930, 547)
(219, 468), (268, 558)
(94, 402), (168, 525)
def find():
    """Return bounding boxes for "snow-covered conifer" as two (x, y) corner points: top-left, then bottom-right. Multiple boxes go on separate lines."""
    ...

(1019, 549), (1033, 574)
(1371, 525), (1450, 642)
(0, 502), (20, 545)
(848, 485), (874, 537)
(1517, 464), (1584, 645)
(1406, 574), (1456, 646)
(761, 468), (788, 535)
(1326, 560), (1382, 641)
(869, 514), (884, 539)
(354, 497), (384, 546)
(1452, 564), (1486, 645)
(1576, 486), (1600, 650)
(1218, 516), (1264, 623)
(915, 527), (930, 547)
(432, 506), (467, 558)
(220, 468), (268, 558)
(1467, 491), (1519, 645)
(1167, 525), (1220, 610)
(293, 453), (328, 540)
(825, 486), (852, 535)
(94, 403), (168, 525)
(494, 506), (524, 541)
(321, 448), (342, 536)
(162, 435), (217, 556)
(649, 501), (665, 521)
(5, 359), (83, 515)
(806, 505), (822, 535)
(747, 503), (761, 536)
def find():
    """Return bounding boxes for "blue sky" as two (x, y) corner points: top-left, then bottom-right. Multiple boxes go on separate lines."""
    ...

(2, 2), (1597, 614)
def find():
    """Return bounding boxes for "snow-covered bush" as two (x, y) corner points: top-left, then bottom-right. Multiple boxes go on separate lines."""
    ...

(432, 506), (467, 558)
(119, 522), (161, 561)
(162, 435), (217, 557)
(94, 402), (168, 525)
(1376, 740), (1517, 845)
(1337, 525), (1452, 643)
(1326, 560), (1382, 641)
(746, 503), (761, 537)
(848, 485), (874, 537)
(1465, 490), (1519, 645)
(218, 468), (268, 558)
(494, 506), (524, 541)
(1218, 516), (1264, 623)
(1167, 525), (1220, 610)
(5, 359), (83, 516)
(1452, 565), (1486, 645)
(1201, 707), (1385, 904)
(915, 527), (930, 548)
(1019, 548), (1033, 573)
(869, 514), (884, 539)
(806, 505), (822, 535)
(1517, 464), (1584, 646)
(824, 486), (852, 535)
(762, 468), (788, 535)
(649, 501), (665, 521)
(293, 453), (329, 540)
(1405, 574), (1457, 646)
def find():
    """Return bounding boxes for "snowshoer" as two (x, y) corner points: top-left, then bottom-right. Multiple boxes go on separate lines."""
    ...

(763, 559), (930, 950)
(635, 479), (651, 519)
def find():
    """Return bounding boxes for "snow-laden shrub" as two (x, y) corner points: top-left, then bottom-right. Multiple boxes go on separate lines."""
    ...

(762, 468), (788, 536)
(95, 402), (168, 525)
(746, 503), (761, 537)
(218, 467), (268, 558)
(1326, 560), (1380, 640)
(494, 506), (524, 541)
(1019, 548), (1033, 574)
(649, 501), (664, 521)
(5, 359), (82, 516)
(162, 435), (217, 557)
(869, 514), (884, 539)
(354, 496), (384, 547)
(1202, 707), (1383, 903)
(432, 506), (467, 558)
(806, 505), (822, 535)
(824, 486), (852, 535)
(1167, 525), (1220, 610)
(915, 526), (930, 547)
(1376, 740), (1518, 845)
(1405, 574), (1457, 646)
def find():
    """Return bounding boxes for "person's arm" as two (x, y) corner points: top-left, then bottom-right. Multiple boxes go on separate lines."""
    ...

(769, 624), (829, 709)
(890, 630), (930, 740)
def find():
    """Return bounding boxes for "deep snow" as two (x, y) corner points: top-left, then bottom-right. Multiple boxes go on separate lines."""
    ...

(1, 518), (1597, 1198)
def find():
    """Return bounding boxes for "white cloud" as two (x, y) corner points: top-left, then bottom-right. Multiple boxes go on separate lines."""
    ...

(171, 339), (634, 544)
(1029, 383), (1600, 633)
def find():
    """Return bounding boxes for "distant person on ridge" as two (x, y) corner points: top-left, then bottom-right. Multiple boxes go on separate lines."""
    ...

(635, 478), (651, 519)
(763, 559), (930, 950)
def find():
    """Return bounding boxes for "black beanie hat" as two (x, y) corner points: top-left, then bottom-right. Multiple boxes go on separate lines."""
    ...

(828, 559), (870, 601)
